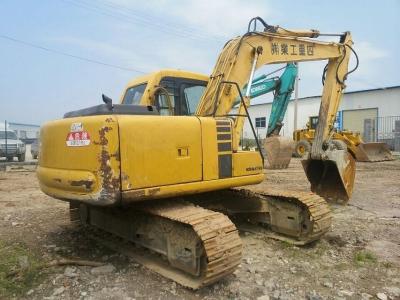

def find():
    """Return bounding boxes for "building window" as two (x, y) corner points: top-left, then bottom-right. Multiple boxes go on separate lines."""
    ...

(20, 130), (27, 139)
(255, 117), (266, 128)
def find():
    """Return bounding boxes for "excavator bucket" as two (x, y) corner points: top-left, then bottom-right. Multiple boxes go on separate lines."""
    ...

(354, 142), (394, 162)
(264, 136), (294, 169)
(301, 149), (356, 203)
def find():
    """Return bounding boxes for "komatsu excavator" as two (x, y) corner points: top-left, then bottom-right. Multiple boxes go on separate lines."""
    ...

(293, 116), (394, 162)
(37, 17), (357, 288)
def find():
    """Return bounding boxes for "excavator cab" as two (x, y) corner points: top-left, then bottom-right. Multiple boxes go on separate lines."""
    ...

(121, 70), (208, 117)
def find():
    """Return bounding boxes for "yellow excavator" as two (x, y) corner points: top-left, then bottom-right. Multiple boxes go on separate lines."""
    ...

(293, 116), (394, 162)
(37, 17), (356, 288)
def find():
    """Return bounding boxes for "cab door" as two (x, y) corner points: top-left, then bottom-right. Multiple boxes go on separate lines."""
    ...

(154, 77), (206, 116)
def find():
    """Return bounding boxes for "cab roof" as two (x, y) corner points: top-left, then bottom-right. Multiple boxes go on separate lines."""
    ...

(124, 69), (209, 88)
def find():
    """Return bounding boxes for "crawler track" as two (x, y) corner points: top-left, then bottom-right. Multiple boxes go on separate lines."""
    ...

(71, 200), (242, 289)
(258, 189), (332, 244)
(188, 189), (332, 245)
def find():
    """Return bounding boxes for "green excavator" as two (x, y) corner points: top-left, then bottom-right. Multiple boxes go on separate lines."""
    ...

(240, 63), (298, 169)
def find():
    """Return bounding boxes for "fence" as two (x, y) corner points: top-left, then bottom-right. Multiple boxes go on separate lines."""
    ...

(374, 116), (400, 151)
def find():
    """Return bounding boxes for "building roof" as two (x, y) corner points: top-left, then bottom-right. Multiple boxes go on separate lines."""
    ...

(249, 85), (400, 107)
(8, 122), (40, 128)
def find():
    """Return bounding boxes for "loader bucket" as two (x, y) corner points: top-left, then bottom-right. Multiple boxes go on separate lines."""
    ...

(264, 136), (294, 169)
(354, 142), (394, 162)
(302, 150), (356, 203)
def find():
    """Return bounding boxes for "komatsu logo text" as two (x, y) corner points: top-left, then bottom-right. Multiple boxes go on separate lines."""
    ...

(246, 166), (263, 172)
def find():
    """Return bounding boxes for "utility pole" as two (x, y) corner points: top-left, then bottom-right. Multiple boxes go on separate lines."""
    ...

(4, 120), (7, 158)
(293, 62), (299, 131)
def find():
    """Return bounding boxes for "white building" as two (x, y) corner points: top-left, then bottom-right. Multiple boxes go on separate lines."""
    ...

(239, 86), (400, 147)
(1, 122), (40, 142)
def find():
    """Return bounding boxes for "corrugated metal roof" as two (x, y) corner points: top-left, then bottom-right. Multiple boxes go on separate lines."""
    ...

(248, 85), (400, 107)
(8, 122), (40, 128)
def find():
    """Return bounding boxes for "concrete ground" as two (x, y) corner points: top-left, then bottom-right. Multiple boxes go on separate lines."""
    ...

(0, 158), (399, 299)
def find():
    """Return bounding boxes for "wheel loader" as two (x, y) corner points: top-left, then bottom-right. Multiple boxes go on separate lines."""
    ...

(293, 116), (394, 162)
(37, 17), (357, 288)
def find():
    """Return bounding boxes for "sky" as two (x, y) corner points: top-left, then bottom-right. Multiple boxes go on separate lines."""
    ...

(1, 0), (399, 125)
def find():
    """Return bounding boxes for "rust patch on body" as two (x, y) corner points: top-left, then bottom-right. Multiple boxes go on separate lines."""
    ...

(53, 178), (62, 183)
(97, 126), (121, 203)
(105, 117), (114, 123)
(121, 172), (129, 181)
(148, 187), (161, 196)
(125, 189), (145, 198)
(111, 149), (120, 161)
(70, 180), (94, 190)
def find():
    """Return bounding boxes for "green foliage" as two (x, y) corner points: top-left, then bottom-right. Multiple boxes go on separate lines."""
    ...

(353, 250), (377, 266)
(241, 138), (256, 150)
(0, 240), (43, 298)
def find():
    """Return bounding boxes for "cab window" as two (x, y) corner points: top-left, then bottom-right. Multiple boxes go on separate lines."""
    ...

(122, 83), (147, 104)
(156, 79), (176, 116)
(157, 78), (207, 116)
(157, 92), (175, 116)
(182, 85), (206, 115)
(310, 116), (319, 129)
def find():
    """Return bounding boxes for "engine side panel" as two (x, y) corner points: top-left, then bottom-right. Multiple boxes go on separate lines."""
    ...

(119, 115), (203, 190)
(37, 116), (121, 206)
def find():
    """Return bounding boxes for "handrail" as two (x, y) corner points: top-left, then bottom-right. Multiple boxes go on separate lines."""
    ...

(213, 80), (264, 165)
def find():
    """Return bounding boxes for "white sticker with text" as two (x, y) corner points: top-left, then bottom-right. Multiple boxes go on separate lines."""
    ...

(66, 131), (91, 147)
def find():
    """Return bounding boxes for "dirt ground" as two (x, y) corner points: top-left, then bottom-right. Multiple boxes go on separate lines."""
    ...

(0, 158), (399, 300)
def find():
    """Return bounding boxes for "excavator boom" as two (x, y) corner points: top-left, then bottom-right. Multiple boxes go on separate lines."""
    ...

(196, 22), (357, 202)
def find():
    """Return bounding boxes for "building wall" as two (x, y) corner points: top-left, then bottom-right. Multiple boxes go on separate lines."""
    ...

(6, 122), (40, 141)
(239, 87), (400, 140)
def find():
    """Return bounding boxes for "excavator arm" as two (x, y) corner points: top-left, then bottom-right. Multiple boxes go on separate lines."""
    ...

(196, 19), (356, 201)
(264, 63), (298, 137)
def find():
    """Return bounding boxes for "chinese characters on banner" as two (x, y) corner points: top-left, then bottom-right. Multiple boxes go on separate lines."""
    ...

(271, 43), (314, 56)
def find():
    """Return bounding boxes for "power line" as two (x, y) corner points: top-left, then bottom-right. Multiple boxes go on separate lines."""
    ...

(60, 0), (208, 41)
(97, 0), (226, 41)
(0, 34), (146, 74)
(59, 0), (225, 43)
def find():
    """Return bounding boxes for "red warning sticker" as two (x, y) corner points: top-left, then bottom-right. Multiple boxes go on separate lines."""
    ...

(66, 131), (91, 147)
